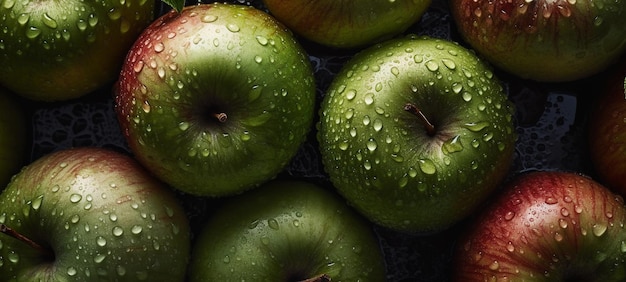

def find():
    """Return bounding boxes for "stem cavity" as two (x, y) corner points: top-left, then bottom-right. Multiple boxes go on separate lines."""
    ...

(404, 102), (436, 136)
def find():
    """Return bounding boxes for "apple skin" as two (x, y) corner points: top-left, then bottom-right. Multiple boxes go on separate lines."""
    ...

(588, 57), (626, 196)
(0, 88), (27, 188)
(0, 0), (155, 101)
(0, 147), (190, 281)
(450, 0), (626, 82)
(262, 0), (431, 49)
(189, 180), (386, 282)
(317, 35), (517, 234)
(115, 3), (317, 197)
(454, 171), (626, 281)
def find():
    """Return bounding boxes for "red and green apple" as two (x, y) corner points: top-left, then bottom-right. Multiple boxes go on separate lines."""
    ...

(0, 147), (190, 281)
(455, 171), (626, 281)
(115, 3), (317, 197)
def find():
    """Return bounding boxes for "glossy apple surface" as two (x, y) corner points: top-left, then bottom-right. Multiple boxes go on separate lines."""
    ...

(0, 147), (190, 281)
(262, 0), (431, 49)
(588, 57), (626, 196)
(189, 180), (386, 281)
(317, 35), (517, 234)
(0, 0), (155, 101)
(450, 0), (626, 82)
(115, 3), (316, 197)
(455, 171), (626, 281)
(0, 88), (27, 188)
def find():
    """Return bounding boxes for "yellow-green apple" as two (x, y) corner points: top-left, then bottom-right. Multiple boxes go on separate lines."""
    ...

(189, 180), (386, 281)
(317, 35), (517, 234)
(0, 0), (155, 101)
(262, 0), (431, 49)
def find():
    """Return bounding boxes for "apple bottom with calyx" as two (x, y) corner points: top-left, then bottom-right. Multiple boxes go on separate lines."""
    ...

(189, 180), (386, 281)
(0, 147), (190, 281)
(455, 171), (626, 281)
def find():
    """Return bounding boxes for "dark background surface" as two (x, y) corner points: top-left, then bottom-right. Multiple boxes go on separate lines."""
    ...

(20, 0), (607, 281)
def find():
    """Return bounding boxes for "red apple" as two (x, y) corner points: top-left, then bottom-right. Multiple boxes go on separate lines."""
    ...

(588, 57), (626, 196)
(455, 171), (626, 281)
(450, 0), (626, 82)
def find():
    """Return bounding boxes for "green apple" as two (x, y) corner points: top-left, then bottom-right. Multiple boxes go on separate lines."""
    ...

(262, 0), (431, 49)
(450, 0), (626, 82)
(189, 180), (386, 281)
(455, 171), (626, 281)
(0, 0), (155, 101)
(318, 35), (517, 234)
(0, 88), (27, 188)
(115, 3), (316, 197)
(0, 147), (190, 281)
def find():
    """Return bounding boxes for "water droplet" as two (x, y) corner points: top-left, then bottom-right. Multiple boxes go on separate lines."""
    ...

(373, 119), (383, 132)
(8, 251), (19, 263)
(442, 135), (463, 154)
(25, 26), (41, 39)
(268, 218), (279, 230)
(178, 122), (190, 131)
(364, 93), (374, 105)
(504, 211), (515, 221)
(366, 138), (378, 151)
(559, 218), (568, 228)
(418, 159), (437, 175)
(545, 197), (558, 204)
(554, 232), (563, 242)
(67, 266), (77, 276)
(489, 260), (499, 270)
(94, 253), (106, 263)
(425, 60), (439, 72)
(226, 23), (240, 32)
(345, 89), (357, 100)
(442, 59), (456, 70)
(154, 42), (164, 53)
(390, 67), (400, 77)
(506, 241), (515, 252)
(560, 208), (570, 217)
(112, 226), (124, 237)
(462, 92), (472, 102)
(42, 13), (58, 29)
(70, 194), (82, 203)
(256, 35), (268, 45)
(131, 225), (143, 234)
(201, 14), (217, 23)
(31, 195), (43, 210)
(465, 122), (490, 132)
(452, 83), (463, 94)
(592, 224), (607, 237)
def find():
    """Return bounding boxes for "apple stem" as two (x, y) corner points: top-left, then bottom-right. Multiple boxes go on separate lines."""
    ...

(0, 223), (53, 258)
(298, 274), (331, 282)
(213, 112), (228, 123)
(404, 103), (435, 136)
